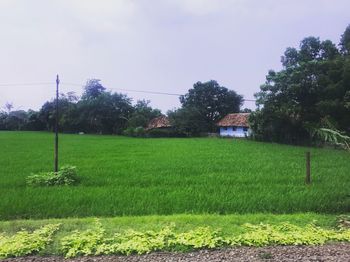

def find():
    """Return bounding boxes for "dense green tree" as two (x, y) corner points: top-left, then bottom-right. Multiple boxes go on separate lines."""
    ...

(321, 40), (339, 59)
(5, 110), (28, 130)
(251, 25), (350, 144)
(0, 111), (7, 130)
(178, 80), (243, 133)
(127, 100), (161, 128)
(299, 37), (322, 62)
(340, 24), (350, 55)
(82, 79), (106, 99)
(39, 93), (78, 132)
(281, 47), (299, 68)
(168, 107), (209, 136)
(26, 110), (45, 131)
(77, 91), (133, 134)
(37, 80), (134, 134)
(240, 108), (252, 113)
(0, 81), (162, 135)
(0, 105), (44, 131)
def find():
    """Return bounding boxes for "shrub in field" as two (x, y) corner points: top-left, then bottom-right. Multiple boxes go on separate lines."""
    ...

(61, 220), (105, 258)
(170, 227), (226, 252)
(146, 128), (185, 138)
(123, 127), (146, 137)
(61, 223), (226, 258)
(134, 127), (146, 137)
(26, 165), (79, 187)
(1, 221), (350, 259)
(125, 127), (185, 138)
(0, 224), (60, 258)
(60, 221), (350, 258)
(229, 223), (350, 246)
(98, 227), (176, 255)
(123, 127), (135, 137)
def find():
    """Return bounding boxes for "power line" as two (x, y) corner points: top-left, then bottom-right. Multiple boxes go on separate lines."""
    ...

(59, 82), (256, 100)
(61, 83), (256, 101)
(59, 82), (182, 96)
(61, 82), (83, 87)
(109, 87), (182, 96)
(0, 81), (256, 101)
(0, 82), (53, 87)
(59, 83), (183, 96)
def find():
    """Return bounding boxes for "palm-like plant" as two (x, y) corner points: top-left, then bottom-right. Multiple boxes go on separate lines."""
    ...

(310, 127), (350, 150)
(306, 117), (350, 151)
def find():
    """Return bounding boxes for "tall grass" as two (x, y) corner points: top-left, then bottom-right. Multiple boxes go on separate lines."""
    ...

(0, 131), (349, 219)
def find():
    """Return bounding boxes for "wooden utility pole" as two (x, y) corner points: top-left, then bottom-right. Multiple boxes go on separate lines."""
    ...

(54, 75), (60, 172)
(305, 151), (311, 184)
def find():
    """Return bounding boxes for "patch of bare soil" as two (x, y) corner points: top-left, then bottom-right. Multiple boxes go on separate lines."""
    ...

(3, 243), (350, 262)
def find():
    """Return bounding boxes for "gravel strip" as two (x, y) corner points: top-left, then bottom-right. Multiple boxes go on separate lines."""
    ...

(3, 243), (350, 262)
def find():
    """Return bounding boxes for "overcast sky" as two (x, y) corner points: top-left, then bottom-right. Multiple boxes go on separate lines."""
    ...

(0, 0), (349, 113)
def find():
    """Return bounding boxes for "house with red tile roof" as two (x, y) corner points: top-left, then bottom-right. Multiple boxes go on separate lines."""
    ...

(217, 113), (251, 137)
(146, 115), (172, 130)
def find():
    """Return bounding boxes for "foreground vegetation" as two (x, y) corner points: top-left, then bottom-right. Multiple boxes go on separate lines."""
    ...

(0, 132), (349, 220)
(0, 213), (349, 258)
(1, 132), (349, 258)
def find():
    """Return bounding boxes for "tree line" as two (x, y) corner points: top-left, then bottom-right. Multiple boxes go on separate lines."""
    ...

(0, 79), (244, 136)
(1, 24), (349, 145)
(250, 24), (350, 145)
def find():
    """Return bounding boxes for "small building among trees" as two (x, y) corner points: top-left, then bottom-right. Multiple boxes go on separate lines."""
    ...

(146, 115), (172, 130)
(217, 113), (251, 137)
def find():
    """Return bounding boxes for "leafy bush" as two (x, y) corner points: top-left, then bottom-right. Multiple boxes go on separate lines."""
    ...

(124, 127), (186, 138)
(61, 220), (105, 258)
(99, 227), (176, 255)
(123, 127), (146, 137)
(0, 224), (60, 258)
(26, 165), (79, 187)
(60, 221), (350, 258)
(134, 127), (146, 137)
(1, 221), (350, 259)
(61, 223), (226, 258)
(123, 127), (135, 137)
(170, 227), (226, 251)
(229, 223), (350, 246)
(146, 128), (186, 138)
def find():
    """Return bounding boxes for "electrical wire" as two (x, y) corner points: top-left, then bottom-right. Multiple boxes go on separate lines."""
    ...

(109, 88), (182, 96)
(0, 81), (256, 101)
(0, 82), (53, 86)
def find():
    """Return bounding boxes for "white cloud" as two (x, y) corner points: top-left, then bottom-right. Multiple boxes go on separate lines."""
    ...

(59, 0), (138, 33)
(0, 0), (349, 112)
(166, 0), (233, 16)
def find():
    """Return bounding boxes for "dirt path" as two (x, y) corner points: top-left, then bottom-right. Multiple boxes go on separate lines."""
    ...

(3, 243), (350, 262)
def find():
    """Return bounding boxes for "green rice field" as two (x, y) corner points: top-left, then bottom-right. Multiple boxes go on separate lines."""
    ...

(0, 131), (349, 220)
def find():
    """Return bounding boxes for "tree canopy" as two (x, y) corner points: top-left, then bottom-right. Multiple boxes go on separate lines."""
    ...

(250, 25), (350, 144)
(127, 100), (161, 129)
(170, 80), (243, 135)
(1, 79), (243, 136)
(82, 79), (106, 99)
(0, 80), (160, 135)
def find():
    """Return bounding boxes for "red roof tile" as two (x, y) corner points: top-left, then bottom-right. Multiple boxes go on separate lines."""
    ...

(217, 113), (250, 127)
(147, 116), (171, 130)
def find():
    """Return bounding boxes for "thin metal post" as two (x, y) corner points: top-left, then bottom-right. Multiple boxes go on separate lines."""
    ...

(54, 75), (60, 172)
(305, 151), (311, 184)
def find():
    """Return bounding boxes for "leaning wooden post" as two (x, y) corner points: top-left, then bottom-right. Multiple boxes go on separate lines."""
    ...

(305, 151), (311, 184)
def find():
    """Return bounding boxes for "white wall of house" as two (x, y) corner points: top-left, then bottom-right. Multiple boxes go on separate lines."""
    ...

(219, 126), (250, 137)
